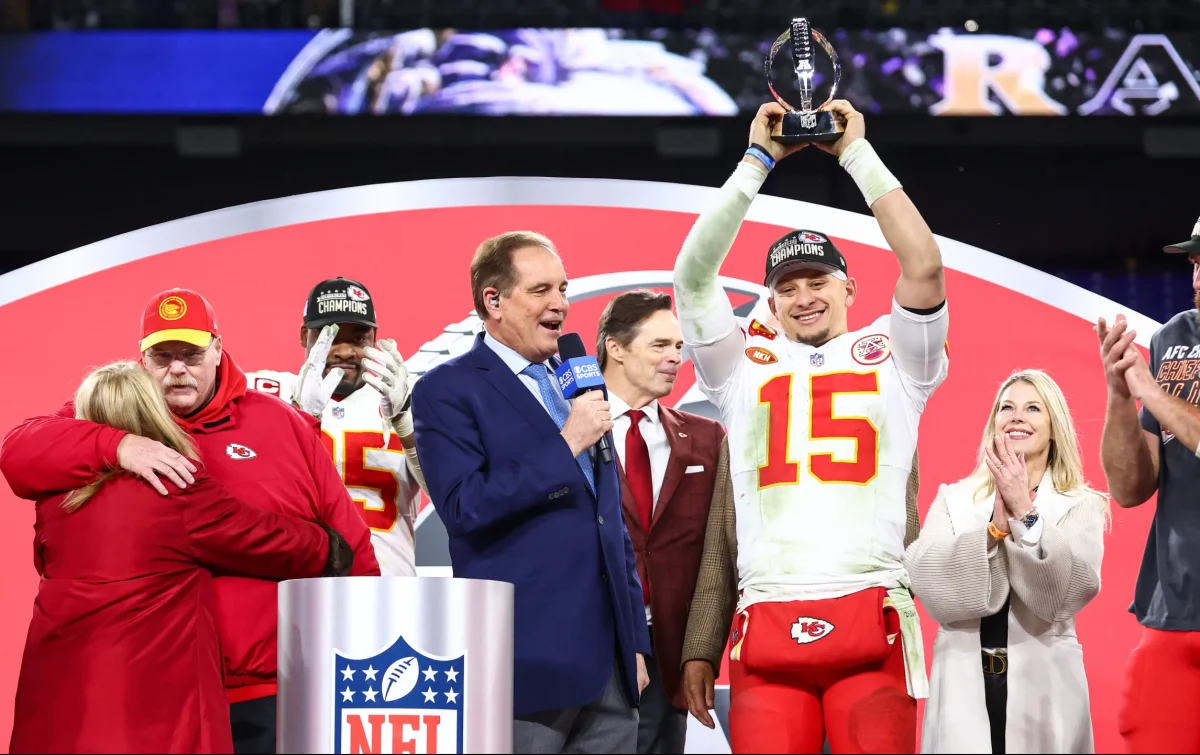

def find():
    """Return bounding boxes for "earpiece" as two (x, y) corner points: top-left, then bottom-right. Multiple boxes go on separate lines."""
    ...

(490, 296), (500, 308)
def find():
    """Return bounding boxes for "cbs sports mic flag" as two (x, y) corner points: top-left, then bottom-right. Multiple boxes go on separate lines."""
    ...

(0, 175), (1163, 754)
(556, 357), (605, 399)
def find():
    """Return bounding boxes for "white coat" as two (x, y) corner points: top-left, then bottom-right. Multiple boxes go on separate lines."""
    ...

(904, 475), (1107, 754)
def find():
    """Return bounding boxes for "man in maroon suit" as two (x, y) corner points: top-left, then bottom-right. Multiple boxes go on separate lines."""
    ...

(596, 290), (729, 754)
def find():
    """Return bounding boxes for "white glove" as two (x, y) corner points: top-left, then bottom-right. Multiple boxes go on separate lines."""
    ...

(363, 339), (412, 446)
(294, 324), (343, 417)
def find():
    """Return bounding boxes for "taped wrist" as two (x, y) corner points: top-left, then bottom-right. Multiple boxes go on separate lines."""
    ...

(391, 409), (414, 438)
(839, 138), (901, 208)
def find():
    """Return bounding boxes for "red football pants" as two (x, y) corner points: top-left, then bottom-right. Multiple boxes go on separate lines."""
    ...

(728, 634), (915, 754)
(1120, 627), (1200, 753)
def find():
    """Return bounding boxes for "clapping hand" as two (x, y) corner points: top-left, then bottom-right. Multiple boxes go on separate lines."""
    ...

(984, 432), (1033, 519)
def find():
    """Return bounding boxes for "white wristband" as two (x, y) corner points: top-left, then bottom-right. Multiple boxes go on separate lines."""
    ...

(732, 159), (768, 201)
(391, 409), (414, 439)
(838, 138), (902, 208)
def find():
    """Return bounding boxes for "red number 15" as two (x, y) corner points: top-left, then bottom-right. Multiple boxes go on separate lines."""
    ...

(757, 371), (880, 488)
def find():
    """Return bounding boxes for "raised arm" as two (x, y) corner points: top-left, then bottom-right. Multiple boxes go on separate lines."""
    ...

(903, 485), (1010, 625)
(673, 103), (805, 392)
(1097, 316), (1160, 508)
(1003, 493), (1107, 624)
(822, 100), (945, 311)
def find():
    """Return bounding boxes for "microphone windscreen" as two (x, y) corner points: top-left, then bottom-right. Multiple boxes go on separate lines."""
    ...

(557, 332), (587, 360)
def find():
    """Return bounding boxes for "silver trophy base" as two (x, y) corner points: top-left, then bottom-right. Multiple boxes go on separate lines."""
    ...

(773, 110), (844, 144)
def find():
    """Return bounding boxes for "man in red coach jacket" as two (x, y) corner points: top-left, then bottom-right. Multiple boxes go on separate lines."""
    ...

(0, 288), (380, 755)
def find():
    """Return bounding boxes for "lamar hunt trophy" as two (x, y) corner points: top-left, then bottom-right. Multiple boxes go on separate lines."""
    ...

(765, 17), (844, 143)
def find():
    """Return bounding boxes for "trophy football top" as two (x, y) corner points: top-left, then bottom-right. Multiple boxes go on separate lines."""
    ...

(765, 17), (842, 116)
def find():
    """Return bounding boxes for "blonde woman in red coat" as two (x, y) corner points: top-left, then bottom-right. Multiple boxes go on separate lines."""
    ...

(6, 361), (353, 754)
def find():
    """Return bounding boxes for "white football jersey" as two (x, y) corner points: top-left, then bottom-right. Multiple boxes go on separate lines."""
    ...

(695, 300), (949, 609)
(246, 370), (420, 577)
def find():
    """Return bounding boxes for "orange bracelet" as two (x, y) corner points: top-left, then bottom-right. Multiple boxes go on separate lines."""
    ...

(988, 522), (1010, 539)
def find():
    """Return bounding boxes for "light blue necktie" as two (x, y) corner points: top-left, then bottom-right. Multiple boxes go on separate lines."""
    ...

(521, 363), (596, 494)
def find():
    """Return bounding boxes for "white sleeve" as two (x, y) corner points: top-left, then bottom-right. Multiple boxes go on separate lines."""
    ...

(888, 298), (949, 406)
(673, 160), (768, 393)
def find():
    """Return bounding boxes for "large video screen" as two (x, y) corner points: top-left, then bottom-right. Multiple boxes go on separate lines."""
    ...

(0, 26), (1196, 116)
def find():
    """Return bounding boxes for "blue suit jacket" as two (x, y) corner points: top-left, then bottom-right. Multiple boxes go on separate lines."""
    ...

(411, 333), (652, 716)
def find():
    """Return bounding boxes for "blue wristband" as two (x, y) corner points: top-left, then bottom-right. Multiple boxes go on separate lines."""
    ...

(745, 145), (775, 172)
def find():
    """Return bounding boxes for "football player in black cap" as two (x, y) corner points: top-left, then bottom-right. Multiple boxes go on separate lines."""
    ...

(672, 100), (948, 754)
(247, 277), (427, 578)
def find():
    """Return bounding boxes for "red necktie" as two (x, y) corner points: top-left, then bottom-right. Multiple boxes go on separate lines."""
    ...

(625, 409), (653, 605)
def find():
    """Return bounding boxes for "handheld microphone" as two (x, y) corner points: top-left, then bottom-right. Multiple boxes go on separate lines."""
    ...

(554, 332), (613, 464)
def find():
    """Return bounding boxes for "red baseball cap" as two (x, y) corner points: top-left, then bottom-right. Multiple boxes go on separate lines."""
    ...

(140, 288), (221, 352)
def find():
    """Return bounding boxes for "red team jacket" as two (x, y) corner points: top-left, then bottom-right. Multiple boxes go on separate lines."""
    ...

(10, 471), (334, 754)
(0, 353), (380, 702)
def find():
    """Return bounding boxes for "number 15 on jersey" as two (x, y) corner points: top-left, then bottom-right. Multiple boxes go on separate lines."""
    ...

(757, 371), (881, 488)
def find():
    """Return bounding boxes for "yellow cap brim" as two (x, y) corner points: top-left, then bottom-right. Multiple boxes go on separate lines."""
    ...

(140, 329), (213, 352)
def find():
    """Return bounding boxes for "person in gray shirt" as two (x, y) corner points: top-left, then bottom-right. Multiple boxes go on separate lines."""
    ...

(1097, 215), (1200, 754)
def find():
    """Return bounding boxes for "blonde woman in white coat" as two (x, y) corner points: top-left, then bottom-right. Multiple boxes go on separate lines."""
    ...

(904, 369), (1108, 754)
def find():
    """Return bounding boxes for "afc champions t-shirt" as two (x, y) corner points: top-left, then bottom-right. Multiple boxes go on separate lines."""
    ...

(1135, 309), (1200, 630)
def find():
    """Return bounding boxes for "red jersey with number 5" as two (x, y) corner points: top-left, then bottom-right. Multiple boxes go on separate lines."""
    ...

(698, 299), (949, 610)
(246, 370), (420, 577)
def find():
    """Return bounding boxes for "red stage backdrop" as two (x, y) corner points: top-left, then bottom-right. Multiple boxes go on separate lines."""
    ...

(0, 177), (1162, 753)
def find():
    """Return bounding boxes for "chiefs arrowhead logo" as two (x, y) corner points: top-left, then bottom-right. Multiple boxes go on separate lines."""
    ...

(791, 617), (834, 644)
(745, 347), (779, 365)
(225, 443), (257, 460)
(747, 319), (778, 340)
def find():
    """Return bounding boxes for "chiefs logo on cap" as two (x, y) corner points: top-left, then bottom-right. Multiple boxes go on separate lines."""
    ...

(745, 347), (779, 365)
(798, 232), (827, 244)
(747, 319), (778, 340)
(347, 286), (371, 302)
(158, 296), (187, 321)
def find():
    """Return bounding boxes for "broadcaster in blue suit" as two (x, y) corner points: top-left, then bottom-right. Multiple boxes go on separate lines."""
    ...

(411, 230), (652, 753)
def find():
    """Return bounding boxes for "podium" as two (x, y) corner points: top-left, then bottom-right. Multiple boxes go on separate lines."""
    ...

(277, 576), (514, 754)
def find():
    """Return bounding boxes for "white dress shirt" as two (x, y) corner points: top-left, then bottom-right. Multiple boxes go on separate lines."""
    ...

(610, 393), (673, 626)
(609, 393), (672, 512)
(483, 331), (555, 410)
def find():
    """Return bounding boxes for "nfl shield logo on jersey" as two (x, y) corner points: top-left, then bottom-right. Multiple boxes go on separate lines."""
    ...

(333, 634), (466, 753)
(810, 353), (824, 367)
(332, 405), (345, 419)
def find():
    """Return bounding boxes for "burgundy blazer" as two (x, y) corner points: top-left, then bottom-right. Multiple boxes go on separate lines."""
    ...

(618, 403), (726, 711)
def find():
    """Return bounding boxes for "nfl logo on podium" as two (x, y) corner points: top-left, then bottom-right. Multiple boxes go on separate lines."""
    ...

(332, 634), (466, 753)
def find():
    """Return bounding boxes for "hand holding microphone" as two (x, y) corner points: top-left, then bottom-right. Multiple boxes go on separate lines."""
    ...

(555, 333), (614, 463)
(561, 393), (613, 458)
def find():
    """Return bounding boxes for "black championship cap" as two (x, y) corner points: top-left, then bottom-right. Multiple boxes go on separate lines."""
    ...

(1164, 216), (1200, 255)
(764, 229), (849, 289)
(302, 277), (377, 329)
